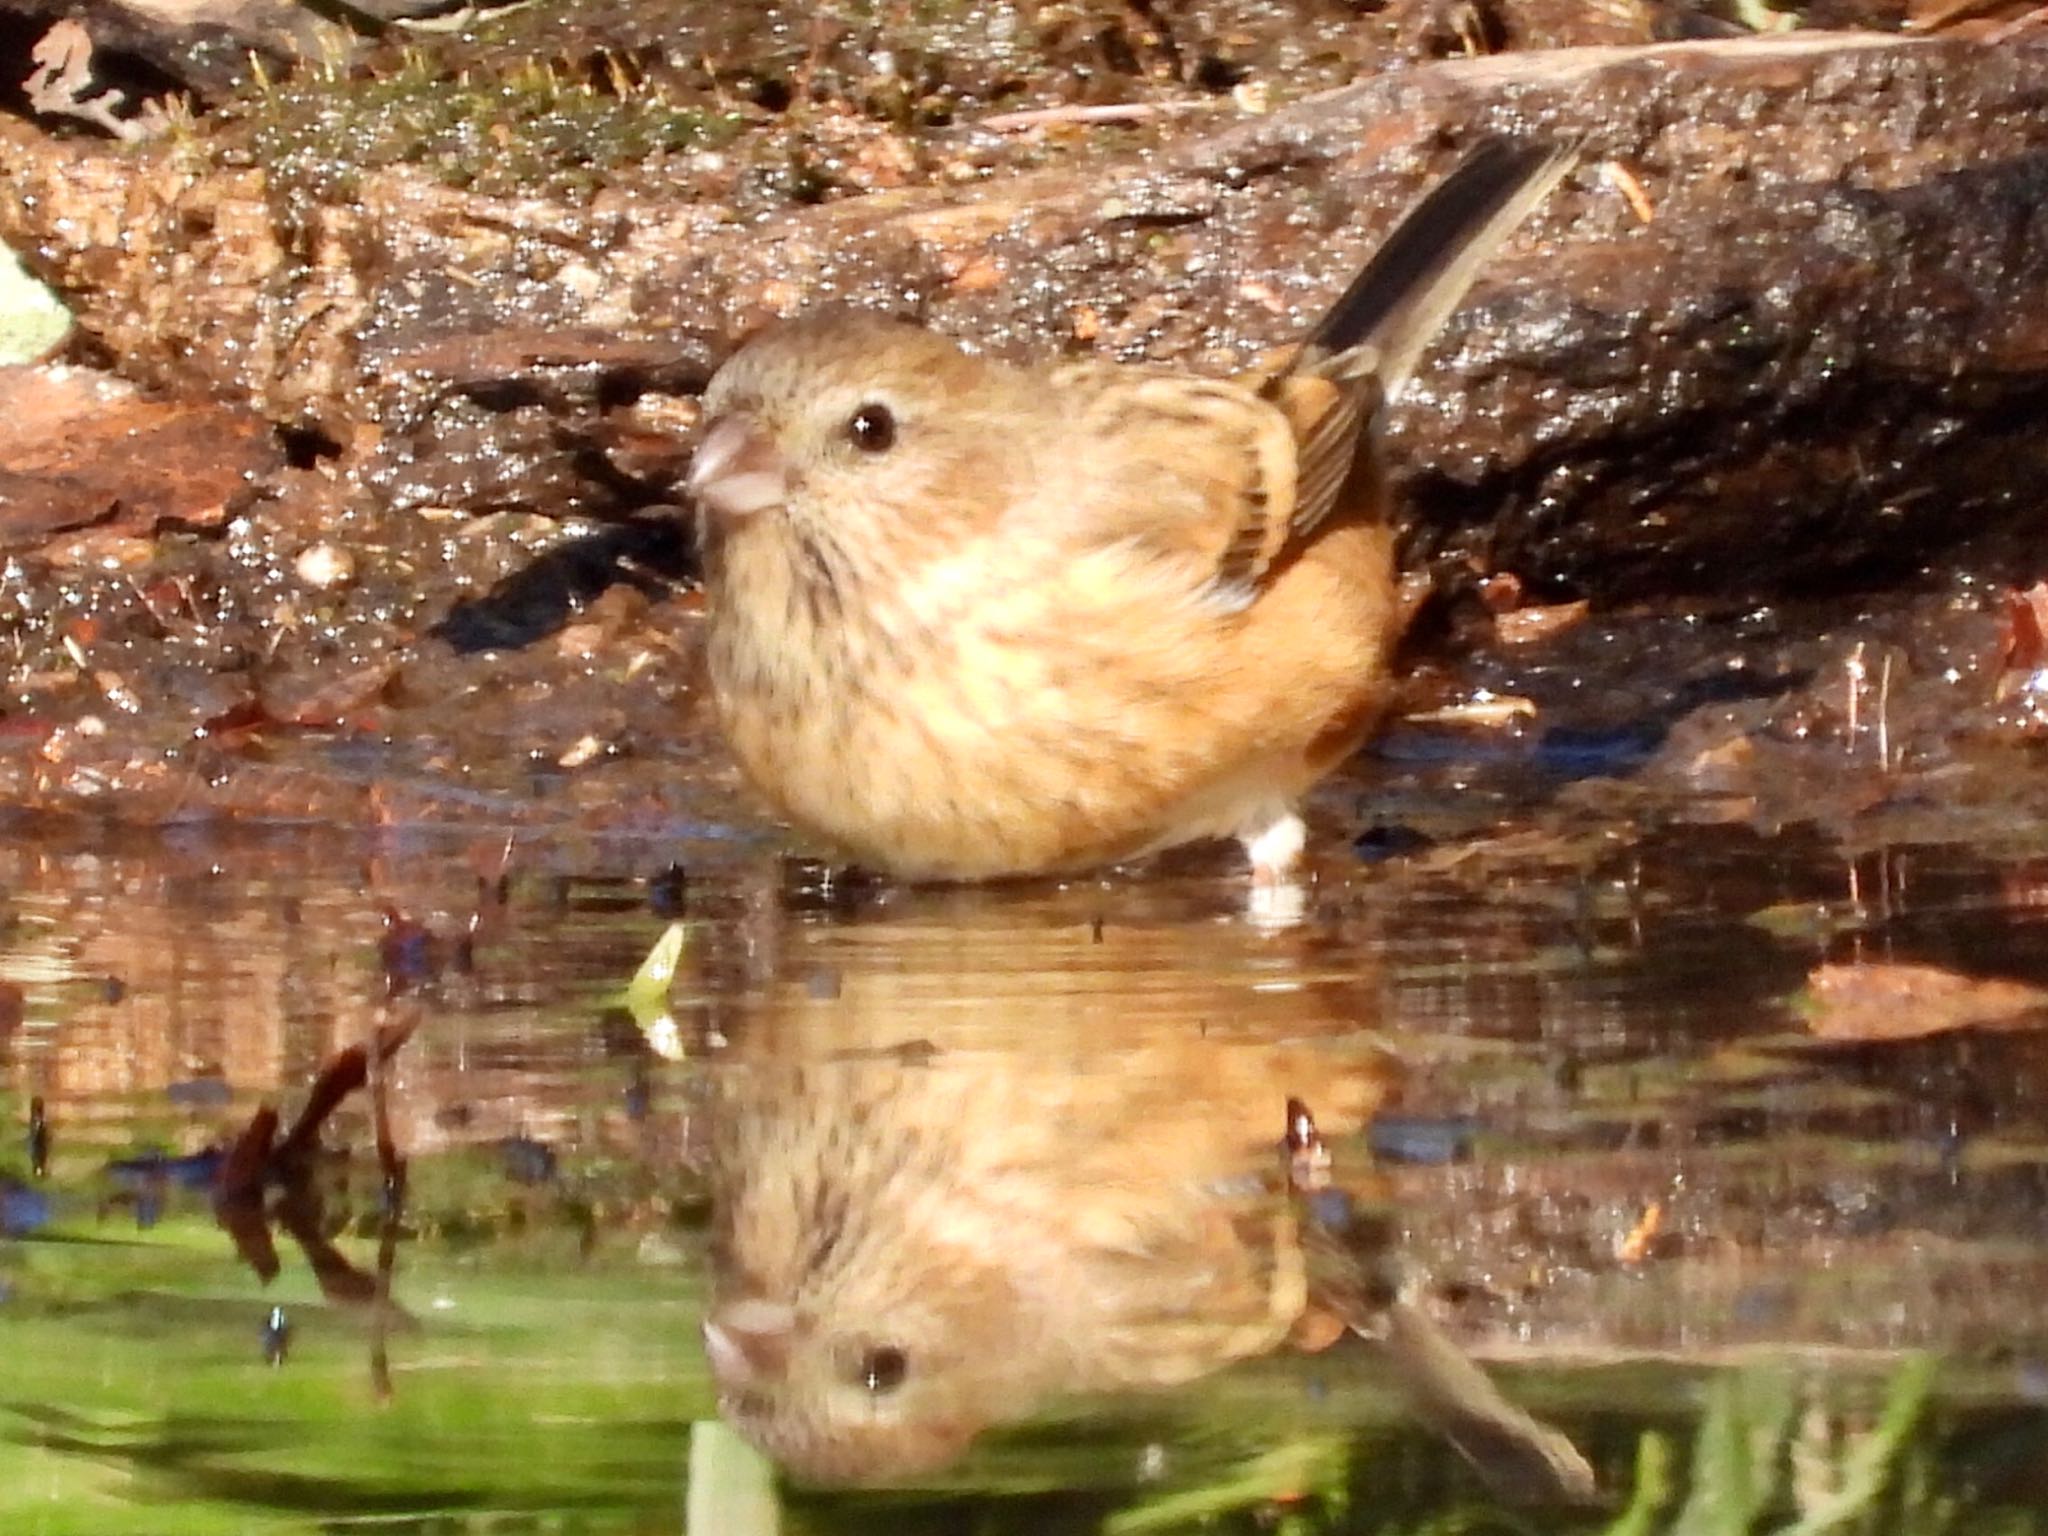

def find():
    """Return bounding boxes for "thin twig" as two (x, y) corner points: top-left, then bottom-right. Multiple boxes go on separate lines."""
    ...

(1877, 650), (1893, 772)
(1845, 641), (1867, 753)
(976, 99), (1216, 133)
(1601, 160), (1657, 224)
(368, 1005), (410, 1406)
(1987, 3), (2048, 41)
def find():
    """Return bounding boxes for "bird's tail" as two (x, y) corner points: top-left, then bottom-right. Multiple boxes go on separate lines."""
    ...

(1298, 138), (1577, 392)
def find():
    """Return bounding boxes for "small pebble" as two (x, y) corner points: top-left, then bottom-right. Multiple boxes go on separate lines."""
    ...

(1304, 1187), (1355, 1233)
(2017, 1358), (2048, 1403)
(1231, 78), (1272, 115)
(646, 863), (688, 918)
(1367, 1114), (1477, 1166)
(295, 543), (356, 591)
(0, 1182), (50, 1236)
(497, 1136), (559, 1186)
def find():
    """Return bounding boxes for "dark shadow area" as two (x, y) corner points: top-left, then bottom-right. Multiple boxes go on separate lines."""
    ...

(431, 513), (696, 655)
(1377, 646), (1815, 793)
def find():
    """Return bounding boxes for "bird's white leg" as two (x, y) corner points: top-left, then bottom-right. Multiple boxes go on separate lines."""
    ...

(1239, 804), (1307, 884)
(1238, 804), (1308, 930)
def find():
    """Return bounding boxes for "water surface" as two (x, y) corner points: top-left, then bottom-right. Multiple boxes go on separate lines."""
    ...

(3, 783), (2047, 1533)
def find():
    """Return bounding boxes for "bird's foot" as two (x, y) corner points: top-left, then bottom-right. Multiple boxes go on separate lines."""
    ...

(1239, 808), (1308, 930)
(1240, 808), (1306, 884)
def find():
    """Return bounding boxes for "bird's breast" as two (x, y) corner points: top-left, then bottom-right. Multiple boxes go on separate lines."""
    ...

(705, 526), (1397, 879)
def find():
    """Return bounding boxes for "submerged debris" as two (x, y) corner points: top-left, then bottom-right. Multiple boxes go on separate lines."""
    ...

(1803, 962), (2048, 1043)
(262, 1302), (292, 1366)
(26, 1095), (46, 1179)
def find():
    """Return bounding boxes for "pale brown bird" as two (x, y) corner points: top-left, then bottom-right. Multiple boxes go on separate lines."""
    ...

(699, 989), (1393, 1478)
(688, 139), (1574, 883)
(692, 899), (1590, 1494)
(696, 895), (1395, 1482)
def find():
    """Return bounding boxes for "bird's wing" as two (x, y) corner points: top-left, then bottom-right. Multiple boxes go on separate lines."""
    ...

(1050, 359), (1306, 608)
(1259, 136), (1580, 552)
(1254, 365), (1386, 565)
(1045, 141), (1569, 605)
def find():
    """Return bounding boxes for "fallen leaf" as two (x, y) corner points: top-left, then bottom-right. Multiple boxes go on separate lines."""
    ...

(0, 243), (71, 365)
(1615, 1201), (1663, 1264)
(1803, 961), (2048, 1041)
(1403, 694), (1538, 727)
(261, 657), (402, 728)
(1494, 599), (1590, 647)
(1996, 581), (2048, 695)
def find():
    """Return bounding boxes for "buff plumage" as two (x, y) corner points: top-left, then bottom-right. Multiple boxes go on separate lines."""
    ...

(689, 139), (1574, 882)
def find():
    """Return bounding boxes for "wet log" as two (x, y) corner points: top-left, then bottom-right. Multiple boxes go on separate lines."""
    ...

(3, 34), (2047, 596)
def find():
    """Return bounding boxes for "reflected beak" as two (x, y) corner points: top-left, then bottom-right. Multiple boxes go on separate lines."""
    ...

(687, 413), (789, 520)
(701, 1297), (798, 1386)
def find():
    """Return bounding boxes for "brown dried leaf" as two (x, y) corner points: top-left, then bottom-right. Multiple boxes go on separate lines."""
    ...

(1803, 961), (2048, 1041)
(1998, 580), (2048, 677)
(1477, 572), (1524, 612)
(1494, 599), (1591, 647)
(1903, 0), (2037, 30)
(1289, 1306), (1348, 1353)
(1403, 695), (1538, 727)
(261, 657), (403, 728)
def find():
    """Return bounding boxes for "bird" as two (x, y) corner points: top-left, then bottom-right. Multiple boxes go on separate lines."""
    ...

(695, 895), (1399, 1484)
(687, 138), (1574, 885)
(691, 896), (1593, 1495)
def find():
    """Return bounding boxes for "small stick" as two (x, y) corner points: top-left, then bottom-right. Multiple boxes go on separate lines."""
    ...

(1902, 0), (1999, 28)
(1877, 650), (1893, 771)
(1987, 4), (2048, 40)
(1601, 160), (1657, 225)
(274, 1018), (419, 1167)
(977, 99), (1214, 133)
(367, 1008), (409, 1406)
(1845, 641), (1866, 752)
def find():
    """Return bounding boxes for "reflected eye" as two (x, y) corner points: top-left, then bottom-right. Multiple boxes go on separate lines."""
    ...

(847, 403), (896, 453)
(860, 1346), (908, 1395)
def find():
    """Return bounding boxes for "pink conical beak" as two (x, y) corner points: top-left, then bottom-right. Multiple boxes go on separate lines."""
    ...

(701, 1297), (798, 1385)
(687, 414), (790, 519)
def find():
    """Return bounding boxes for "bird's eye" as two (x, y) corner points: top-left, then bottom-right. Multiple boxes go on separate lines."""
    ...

(846, 403), (896, 454)
(859, 1346), (908, 1395)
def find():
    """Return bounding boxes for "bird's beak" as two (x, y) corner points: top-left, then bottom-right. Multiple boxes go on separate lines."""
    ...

(687, 412), (789, 520)
(701, 1297), (797, 1386)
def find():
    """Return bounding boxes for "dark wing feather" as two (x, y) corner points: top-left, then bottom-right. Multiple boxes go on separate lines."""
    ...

(1262, 371), (1377, 555)
(1254, 137), (1578, 562)
(1051, 138), (1572, 599)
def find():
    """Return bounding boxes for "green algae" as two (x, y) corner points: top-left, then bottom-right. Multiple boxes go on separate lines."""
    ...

(227, 46), (745, 217)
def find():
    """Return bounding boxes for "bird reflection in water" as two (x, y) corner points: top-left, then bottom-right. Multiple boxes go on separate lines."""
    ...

(698, 890), (1592, 1498)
